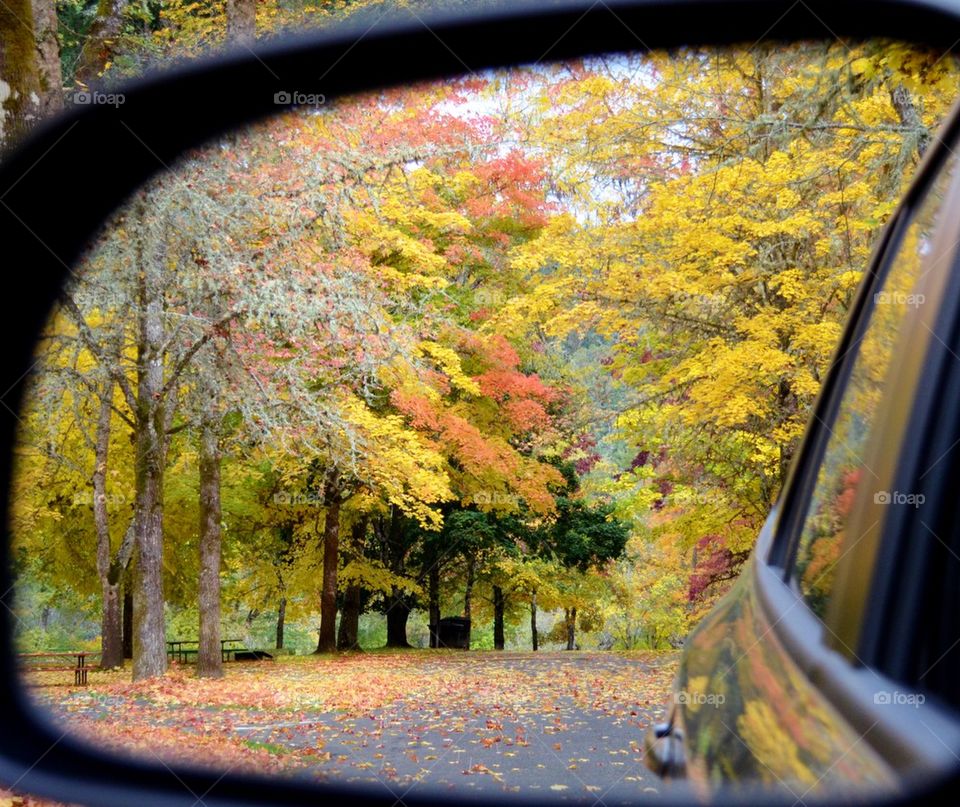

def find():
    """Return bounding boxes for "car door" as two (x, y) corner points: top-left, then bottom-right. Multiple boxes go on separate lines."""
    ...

(647, 97), (960, 798)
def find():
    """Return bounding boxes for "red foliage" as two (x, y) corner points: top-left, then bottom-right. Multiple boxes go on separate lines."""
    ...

(390, 389), (442, 431)
(476, 369), (554, 403)
(651, 478), (673, 511)
(503, 398), (550, 432)
(563, 433), (601, 475)
(834, 467), (863, 519)
(688, 534), (748, 603)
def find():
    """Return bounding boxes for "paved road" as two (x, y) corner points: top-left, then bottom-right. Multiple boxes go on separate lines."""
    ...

(38, 652), (678, 803)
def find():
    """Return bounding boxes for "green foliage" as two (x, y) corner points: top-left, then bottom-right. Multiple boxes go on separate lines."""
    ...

(12, 574), (100, 652)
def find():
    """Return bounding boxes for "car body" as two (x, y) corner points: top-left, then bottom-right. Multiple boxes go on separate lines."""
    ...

(646, 90), (960, 800)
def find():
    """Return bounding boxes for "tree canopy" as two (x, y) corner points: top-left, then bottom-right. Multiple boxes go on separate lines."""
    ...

(6, 7), (960, 675)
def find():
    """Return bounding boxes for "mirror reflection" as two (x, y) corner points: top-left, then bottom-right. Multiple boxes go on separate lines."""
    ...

(10, 41), (960, 801)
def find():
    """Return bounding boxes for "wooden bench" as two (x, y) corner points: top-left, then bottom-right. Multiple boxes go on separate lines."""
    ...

(18, 651), (101, 685)
(167, 638), (270, 663)
(166, 641), (199, 663)
(220, 639), (273, 661)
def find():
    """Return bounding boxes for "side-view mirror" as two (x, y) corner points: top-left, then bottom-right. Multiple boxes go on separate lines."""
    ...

(5, 2), (960, 806)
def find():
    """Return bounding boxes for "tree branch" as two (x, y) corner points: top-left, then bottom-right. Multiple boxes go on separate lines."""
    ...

(106, 519), (136, 585)
(159, 310), (240, 400)
(59, 291), (138, 413)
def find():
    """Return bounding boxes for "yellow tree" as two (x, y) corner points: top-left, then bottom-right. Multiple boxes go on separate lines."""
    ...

(493, 42), (960, 602)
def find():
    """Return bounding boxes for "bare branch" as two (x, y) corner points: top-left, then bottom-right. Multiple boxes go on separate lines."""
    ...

(59, 291), (138, 413)
(159, 310), (241, 400)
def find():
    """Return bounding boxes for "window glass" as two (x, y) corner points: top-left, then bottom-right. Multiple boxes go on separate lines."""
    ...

(793, 149), (959, 618)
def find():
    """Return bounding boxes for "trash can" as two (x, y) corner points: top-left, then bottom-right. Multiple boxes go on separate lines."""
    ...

(437, 617), (471, 649)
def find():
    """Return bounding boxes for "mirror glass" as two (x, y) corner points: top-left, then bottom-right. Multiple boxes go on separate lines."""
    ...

(10, 40), (960, 801)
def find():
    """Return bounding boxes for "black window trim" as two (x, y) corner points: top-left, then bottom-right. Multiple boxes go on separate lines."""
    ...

(765, 204), (908, 571)
(768, 100), (960, 579)
(856, 148), (960, 684)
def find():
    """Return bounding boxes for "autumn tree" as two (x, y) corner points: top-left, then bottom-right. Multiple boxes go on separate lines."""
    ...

(226, 0), (255, 46)
(33, 0), (63, 116)
(75, 0), (129, 87)
(0, 0), (41, 150)
(14, 40), (960, 667)
(494, 43), (960, 604)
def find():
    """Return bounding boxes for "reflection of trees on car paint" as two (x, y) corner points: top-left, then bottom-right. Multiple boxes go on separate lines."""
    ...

(677, 567), (895, 793)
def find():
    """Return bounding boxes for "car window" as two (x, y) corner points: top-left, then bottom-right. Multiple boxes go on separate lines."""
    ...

(791, 147), (959, 619)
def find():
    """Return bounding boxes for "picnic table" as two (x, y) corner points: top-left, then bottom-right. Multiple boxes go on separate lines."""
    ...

(18, 651), (100, 685)
(166, 638), (249, 663)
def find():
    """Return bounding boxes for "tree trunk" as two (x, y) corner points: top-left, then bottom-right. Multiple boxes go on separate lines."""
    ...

(386, 591), (411, 648)
(337, 584), (361, 651)
(315, 477), (341, 654)
(122, 579), (133, 659)
(0, 0), (41, 150)
(888, 82), (931, 159)
(226, 0), (256, 46)
(197, 395), (223, 679)
(132, 205), (168, 681)
(464, 559), (474, 619)
(32, 0), (62, 116)
(493, 585), (505, 650)
(463, 558), (474, 650)
(93, 382), (123, 668)
(428, 566), (440, 649)
(565, 607), (577, 651)
(75, 0), (127, 87)
(337, 518), (366, 651)
(530, 592), (538, 652)
(132, 409), (166, 680)
(275, 595), (286, 650)
(99, 574), (124, 668)
(380, 506), (411, 649)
